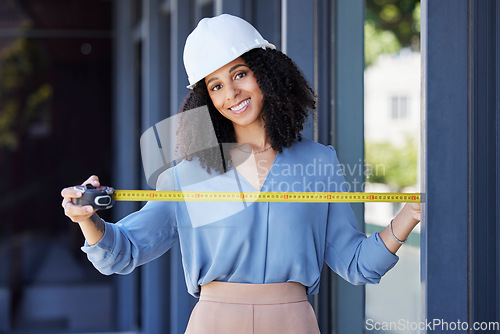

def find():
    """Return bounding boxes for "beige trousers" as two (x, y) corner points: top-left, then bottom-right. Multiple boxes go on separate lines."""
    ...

(185, 282), (321, 334)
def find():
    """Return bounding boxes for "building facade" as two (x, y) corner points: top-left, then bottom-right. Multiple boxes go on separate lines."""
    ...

(0, 0), (498, 333)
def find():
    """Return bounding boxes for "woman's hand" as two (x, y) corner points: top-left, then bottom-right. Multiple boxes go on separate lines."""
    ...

(61, 175), (100, 223)
(406, 202), (421, 224)
(61, 175), (106, 245)
(379, 202), (422, 254)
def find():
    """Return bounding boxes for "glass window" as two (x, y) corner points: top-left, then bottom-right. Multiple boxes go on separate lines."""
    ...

(0, 0), (114, 332)
(364, 0), (421, 333)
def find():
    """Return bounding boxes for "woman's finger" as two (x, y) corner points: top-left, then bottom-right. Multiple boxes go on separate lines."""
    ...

(82, 175), (100, 187)
(61, 186), (84, 199)
(63, 201), (95, 222)
(65, 201), (94, 214)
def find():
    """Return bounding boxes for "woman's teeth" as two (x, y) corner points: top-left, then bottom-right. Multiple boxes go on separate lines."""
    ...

(230, 99), (250, 111)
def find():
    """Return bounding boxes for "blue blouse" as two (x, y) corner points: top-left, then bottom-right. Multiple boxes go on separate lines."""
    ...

(82, 139), (398, 297)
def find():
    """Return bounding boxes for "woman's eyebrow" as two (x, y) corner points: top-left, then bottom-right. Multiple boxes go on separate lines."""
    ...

(207, 76), (218, 85)
(206, 64), (248, 85)
(229, 64), (247, 73)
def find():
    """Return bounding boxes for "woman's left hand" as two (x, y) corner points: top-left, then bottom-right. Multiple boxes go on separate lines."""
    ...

(380, 202), (422, 254)
(406, 202), (421, 224)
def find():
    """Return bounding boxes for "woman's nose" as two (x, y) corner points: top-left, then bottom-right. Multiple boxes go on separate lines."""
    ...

(225, 83), (239, 100)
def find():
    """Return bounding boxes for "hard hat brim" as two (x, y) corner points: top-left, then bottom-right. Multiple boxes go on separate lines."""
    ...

(185, 43), (276, 90)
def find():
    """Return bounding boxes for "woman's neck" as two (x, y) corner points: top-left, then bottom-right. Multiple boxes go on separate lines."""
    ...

(233, 121), (270, 150)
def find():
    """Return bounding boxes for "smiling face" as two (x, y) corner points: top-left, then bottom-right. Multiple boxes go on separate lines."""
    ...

(204, 57), (264, 128)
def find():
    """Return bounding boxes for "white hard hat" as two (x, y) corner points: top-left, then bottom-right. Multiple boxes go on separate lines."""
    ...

(183, 14), (276, 89)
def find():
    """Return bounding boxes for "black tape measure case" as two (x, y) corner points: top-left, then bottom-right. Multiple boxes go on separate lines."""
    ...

(73, 184), (115, 210)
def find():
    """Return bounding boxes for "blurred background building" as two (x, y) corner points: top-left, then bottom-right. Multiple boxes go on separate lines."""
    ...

(0, 0), (498, 333)
(363, 2), (421, 331)
(0, 0), (114, 332)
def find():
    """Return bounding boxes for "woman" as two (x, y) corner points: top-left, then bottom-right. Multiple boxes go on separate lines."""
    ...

(61, 14), (420, 333)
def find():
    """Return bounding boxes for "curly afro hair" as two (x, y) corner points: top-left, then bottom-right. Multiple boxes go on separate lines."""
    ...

(175, 48), (316, 174)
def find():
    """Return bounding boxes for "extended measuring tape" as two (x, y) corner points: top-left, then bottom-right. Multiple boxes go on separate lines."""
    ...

(73, 185), (421, 210)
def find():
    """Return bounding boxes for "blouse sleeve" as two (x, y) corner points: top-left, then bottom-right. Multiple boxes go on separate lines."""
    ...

(81, 167), (178, 275)
(324, 146), (399, 285)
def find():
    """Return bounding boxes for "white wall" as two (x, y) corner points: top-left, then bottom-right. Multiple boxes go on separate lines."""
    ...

(364, 49), (421, 146)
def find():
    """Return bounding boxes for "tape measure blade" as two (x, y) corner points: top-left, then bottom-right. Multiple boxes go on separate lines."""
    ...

(113, 190), (421, 203)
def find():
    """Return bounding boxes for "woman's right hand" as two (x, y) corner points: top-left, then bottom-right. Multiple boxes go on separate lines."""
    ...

(61, 175), (101, 223)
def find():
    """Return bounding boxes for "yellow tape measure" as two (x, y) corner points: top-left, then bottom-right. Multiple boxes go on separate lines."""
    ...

(113, 190), (421, 203)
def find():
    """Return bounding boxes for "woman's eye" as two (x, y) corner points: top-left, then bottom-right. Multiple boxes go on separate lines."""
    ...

(211, 84), (222, 91)
(234, 71), (247, 80)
